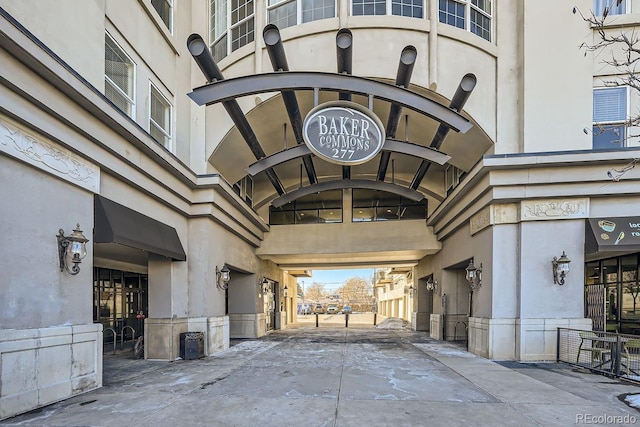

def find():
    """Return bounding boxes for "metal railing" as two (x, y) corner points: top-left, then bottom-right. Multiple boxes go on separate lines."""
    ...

(102, 326), (136, 354)
(557, 327), (640, 383)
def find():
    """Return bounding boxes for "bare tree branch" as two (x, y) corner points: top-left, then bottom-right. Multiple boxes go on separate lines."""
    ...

(575, 3), (640, 180)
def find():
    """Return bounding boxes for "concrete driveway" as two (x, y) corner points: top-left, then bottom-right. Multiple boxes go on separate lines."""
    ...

(1, 325), (639, 426)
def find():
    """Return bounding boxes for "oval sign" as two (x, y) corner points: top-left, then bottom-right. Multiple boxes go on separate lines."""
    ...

(303, 101), (385, 166)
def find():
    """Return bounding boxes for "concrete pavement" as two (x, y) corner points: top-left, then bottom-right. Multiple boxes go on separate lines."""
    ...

(1, 324), (640, 426)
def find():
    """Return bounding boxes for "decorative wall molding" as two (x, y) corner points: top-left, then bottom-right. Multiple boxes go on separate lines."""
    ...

(470, 204), (519, 235)
(0, 118), (99, 193)
(470, 206), (491, 235)
(521, 198), (589, 221)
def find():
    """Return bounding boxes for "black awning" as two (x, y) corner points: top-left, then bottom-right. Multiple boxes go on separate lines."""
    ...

(94, 195), (186, 261)
(586, 217), (640, 254)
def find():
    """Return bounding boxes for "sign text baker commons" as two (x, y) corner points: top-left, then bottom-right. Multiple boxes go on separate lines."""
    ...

(303, 101), (385, 166)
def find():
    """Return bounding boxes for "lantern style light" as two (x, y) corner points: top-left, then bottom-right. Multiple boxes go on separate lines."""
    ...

(57, 224), (89, 275)
(552, 251), (571, 285)
(465, 260), (482, 290)
(216, 265), (231, 290)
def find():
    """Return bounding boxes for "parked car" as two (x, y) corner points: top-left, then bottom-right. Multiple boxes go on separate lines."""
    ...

(314, 304), (325, 314)
(342, 305), (352, 314)
(299, 304), (312, 315)
(326, 304), (339, 314)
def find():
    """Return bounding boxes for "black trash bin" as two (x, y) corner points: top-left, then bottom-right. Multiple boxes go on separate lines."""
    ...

(179, 332), (204, 360)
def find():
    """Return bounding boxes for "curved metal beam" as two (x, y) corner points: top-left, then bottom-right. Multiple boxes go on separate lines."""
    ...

(245, 140), (451, 177)
(246, 145), (312, 176)
(383, 139), (451, 165)
(271, 179), (426, 208)
(187, 72), (472, 133)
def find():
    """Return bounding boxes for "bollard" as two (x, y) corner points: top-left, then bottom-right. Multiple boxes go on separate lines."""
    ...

(373, 313), (377, 326)
(315, 313), (319, 327)
(345, 313), (349, 328)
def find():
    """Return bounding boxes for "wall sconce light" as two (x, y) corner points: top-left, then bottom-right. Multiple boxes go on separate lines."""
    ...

(261, 278), (270, 295)
(283, 285), (288, 298)
(552, 251), (571, 285)
(57, 224), (88, 275)
(425, 277), (438, 292)
(465, 260), (482, 291)
(408, 284), (416, 297)
(216, 265), (231, 290)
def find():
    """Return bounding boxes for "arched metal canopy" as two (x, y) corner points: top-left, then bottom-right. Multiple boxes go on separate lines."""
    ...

(188, 28), (481, 210)
(187, 72), (472, 134)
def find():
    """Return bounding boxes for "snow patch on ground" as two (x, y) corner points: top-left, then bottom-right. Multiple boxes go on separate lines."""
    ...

(625, 393), (640, 409)
(375, 317), (412, 330)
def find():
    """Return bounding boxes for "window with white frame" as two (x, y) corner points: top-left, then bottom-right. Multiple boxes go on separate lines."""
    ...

(149, 85), (172, 149)
(438, 0), (492, 42)
(233, 176), (254, 206)
(445, 164), (465, 196)
(268, 0), (335, 30)
(593, 0), (627, 17)
(210, 0), (255, 62)
(352, 0), (423, 18)
(593, 87), (628, 149)
(105, 34), (135, 118)
(151, 0), (173, 31)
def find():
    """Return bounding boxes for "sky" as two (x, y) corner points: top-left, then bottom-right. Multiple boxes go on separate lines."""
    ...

(296, 268), (375, 292)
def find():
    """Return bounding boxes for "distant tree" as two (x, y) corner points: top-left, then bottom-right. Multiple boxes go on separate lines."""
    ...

(297, 282), (303, 297)
(306, 282), (325, 302)
(338, 277), (371, 303)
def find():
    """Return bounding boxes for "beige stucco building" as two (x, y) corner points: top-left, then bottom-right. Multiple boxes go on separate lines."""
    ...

(3, 0), (640, 420)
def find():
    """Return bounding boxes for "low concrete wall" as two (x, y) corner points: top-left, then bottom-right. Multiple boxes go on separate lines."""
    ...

(516, 317), (592, 361)
(430, 314), (443, 340)
(145, 317), (188, 360)
(229, 313), (266, 338)
(0, 324), (102, 420)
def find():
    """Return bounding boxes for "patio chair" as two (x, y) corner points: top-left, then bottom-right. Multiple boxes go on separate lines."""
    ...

(576, 331), (611, 367)
(621, 339), (640, 376)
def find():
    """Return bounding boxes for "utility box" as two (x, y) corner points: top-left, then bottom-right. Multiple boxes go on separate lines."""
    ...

(179, 332), (204, 360)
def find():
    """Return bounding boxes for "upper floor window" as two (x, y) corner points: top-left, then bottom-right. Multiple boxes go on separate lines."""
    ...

(593, 87), (628, 149)
(352, 0), (423, 18)
(210, 0), (255, 62)
(233, 175), (254, 206)
(105, 33), (135, 118)
(352, 189), (427, 222)
(593, 0), (627, 17)
(151, 0), (173, 31)
(149, 84), (172, 150)
(270, 189), (342, 224)
(268, 0), (335, 30)
(439, 0), (492, 42)
(445, 164), (465, 196)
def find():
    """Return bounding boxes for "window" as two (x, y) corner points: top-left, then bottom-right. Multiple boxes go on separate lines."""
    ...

(593, 0), (627, 17)
(269, 190), (342, 224)
(151, 0), (173, 31)
(438, 0), (492, 42)
(233, 176), (254, 206)
(352, 189), (427, 222)
(593, 87), (627, 149)
(210, 0), (255, 62)
(352, 0), (423, 18)
(105, 34), (135, 118)
(445, 164), (465, 195)
(149, 85), (172, 149)
(268, 0), (335, 30)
